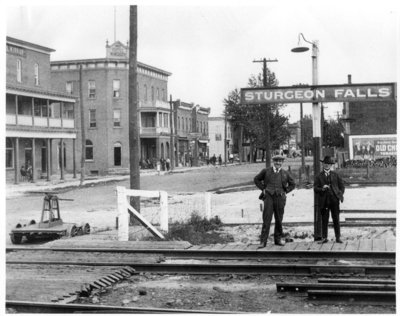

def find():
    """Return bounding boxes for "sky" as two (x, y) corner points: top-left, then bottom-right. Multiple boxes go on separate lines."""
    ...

(4, 0), (399, 122)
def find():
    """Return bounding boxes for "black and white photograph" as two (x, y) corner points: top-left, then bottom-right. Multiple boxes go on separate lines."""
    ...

(4, 0), (398, 313)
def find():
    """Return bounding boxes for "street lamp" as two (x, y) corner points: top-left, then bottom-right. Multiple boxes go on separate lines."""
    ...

(291, 33), (322, 241)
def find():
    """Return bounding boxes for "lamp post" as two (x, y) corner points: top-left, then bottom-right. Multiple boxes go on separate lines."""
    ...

(291, 33), (322, 241)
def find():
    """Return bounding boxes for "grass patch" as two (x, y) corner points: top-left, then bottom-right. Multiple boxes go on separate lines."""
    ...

(146, 212), (234, 245)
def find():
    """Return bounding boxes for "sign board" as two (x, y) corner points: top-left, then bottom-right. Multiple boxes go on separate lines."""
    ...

(349, 135), (396, 159)
(241, 83), (396, 104)
(188, 132), (202, 140)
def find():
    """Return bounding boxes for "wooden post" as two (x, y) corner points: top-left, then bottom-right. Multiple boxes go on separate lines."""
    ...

(79, 64), (86, 185)
(205, 192), (212, 220)
(159, 191), (169, 232)
(116, 186), (129, 241)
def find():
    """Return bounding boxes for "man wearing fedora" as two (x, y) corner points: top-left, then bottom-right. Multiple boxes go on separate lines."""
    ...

(254, 153), (296, 248)
(314, 156), (345, 243)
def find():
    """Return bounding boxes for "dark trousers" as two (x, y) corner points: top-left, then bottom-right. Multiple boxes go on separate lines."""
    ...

(260, 193), (285, 243)
(320, 196), (341, 239)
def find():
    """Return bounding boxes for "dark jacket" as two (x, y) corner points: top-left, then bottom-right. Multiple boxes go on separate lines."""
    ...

(314, 171), (345, 205)
(254, 167), (296, 199)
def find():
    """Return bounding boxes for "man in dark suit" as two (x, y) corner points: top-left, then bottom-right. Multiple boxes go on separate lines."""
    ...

(314, 156), (345, 244)
(254, 154), (296, 248)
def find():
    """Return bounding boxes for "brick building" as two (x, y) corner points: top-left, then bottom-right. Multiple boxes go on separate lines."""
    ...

(50, 40), (173, 175)
(174, 100), (210, 166)
(6, 37), (77, 183)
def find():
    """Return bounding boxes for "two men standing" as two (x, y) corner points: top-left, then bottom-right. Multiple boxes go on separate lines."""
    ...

(254, 155), (345, 247)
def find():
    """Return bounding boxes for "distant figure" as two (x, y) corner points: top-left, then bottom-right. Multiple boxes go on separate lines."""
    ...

(166, 158), (171, 171)
(160, 158), (166, 171)
(314, 156), (345, 244)
(211, 154), (216, 166)
(26, 164), (33, 181)
(229, 153), (234, 163)
(218, 155), (222, 165)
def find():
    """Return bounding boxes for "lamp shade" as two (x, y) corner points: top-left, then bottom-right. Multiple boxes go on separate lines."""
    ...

(291, 46), (309, 53)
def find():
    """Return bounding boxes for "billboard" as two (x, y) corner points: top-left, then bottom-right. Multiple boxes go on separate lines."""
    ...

(349, 135), (397, 160)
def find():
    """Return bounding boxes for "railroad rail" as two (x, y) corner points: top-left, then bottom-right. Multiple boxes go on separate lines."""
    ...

(6, 300), (231, 314)
(276, 278), (396, 305)
(6, 246), (396, 260)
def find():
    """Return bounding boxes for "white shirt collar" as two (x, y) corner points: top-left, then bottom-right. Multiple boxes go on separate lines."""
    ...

(273, 167), (281, 173)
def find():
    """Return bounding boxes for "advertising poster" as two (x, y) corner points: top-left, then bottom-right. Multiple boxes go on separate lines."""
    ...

(349, 135), (396, 159)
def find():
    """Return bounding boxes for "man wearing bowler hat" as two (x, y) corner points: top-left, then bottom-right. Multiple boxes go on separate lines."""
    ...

(254, 153), (295, 248)
(314, 156), (345, 244)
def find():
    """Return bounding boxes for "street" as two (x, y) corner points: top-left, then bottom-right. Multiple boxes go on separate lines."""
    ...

(6, 162), (396, 246)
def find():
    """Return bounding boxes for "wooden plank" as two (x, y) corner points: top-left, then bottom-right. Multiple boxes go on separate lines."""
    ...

(308, 242), (323, 251)
(210, 244), (227, 250)
(245, 244), (261, 251)
(358, 239), (373, 252)
(280, 242), (299, 251)
(372, 239), (386, 252)
(187, 245), (202, 250)
(294, 242), (312, 251)
(385, 239), (396, 252)
(343, 240), (359, 251)
(331, 241), (348, 251)
(319, 241), (334, 251)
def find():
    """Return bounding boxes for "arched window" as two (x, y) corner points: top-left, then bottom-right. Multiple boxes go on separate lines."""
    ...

(6, 138), (13, 168)
(151, 86), (154, 101)
(144, 84), (148, 101)
(85, 139), (94, 160)
(114, 142), (122, 166)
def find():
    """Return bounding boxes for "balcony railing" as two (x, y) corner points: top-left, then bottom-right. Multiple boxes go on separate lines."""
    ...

(139, 100), (170, 109)
(6, 114), (75, 129)
(140, 126), (170, 135)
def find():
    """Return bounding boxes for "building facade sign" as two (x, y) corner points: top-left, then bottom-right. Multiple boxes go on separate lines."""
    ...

(241, 83), (396, 104)
(349, 135), (396, 160)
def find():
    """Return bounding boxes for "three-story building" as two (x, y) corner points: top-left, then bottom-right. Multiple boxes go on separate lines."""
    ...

(6, 37), (77, 183)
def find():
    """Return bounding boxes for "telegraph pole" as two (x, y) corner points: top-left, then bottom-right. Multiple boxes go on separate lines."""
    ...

(169, 95), (174, 171)
(128, 5), (140, 213)
(253, 58), (278, 167)
(79, 64), (86, 185)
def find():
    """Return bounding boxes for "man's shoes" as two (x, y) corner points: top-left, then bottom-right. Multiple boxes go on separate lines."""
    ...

(318, 238), (328, 244)
(275, 240), (286, 246)
(314, 237), (322, 241)
(257, 242), (267, 249)
(335, 238), (343, 243)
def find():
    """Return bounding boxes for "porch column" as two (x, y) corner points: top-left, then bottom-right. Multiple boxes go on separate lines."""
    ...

(60, 138), (64, 180)
(73, 138), (77, 178)
(14, 138), (19, 184)
(31, 138), (36, 183)
(46, 138), (51, 181)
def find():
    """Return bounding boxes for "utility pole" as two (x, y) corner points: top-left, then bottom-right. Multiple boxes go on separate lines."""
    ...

(253, 58), (278, 167)
(79, 64), (86, 185)
(128, 5), (140, 213)
(169, 95), (174, 171)
(224, 110), (227, 166)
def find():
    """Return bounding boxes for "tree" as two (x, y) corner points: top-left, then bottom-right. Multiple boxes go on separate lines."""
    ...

(223, 70), (290, 161)
(323, 118), (344, 148)
(300, 114), (313, 155)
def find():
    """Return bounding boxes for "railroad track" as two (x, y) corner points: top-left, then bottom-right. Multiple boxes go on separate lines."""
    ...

(6, 246), (395, 311)
(6, 300), (230, 313)
(276, 278), (396, 305)
(6, 246), (396, 260)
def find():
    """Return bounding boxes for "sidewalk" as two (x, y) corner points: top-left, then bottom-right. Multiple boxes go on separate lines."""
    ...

(5, 164), (217, 198)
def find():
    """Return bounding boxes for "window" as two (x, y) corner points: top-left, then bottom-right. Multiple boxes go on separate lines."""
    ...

(159, 113), (163, 127)
(215, 133), (222, 141)
(62, 102), (74, 119)
(144, 84), (148, 101)
(16, 59), (22, 83)
(34, 98), (47, 117)
(34, 63), (39, 85)
(89, 109), (96, 128)
(113, 79), (120, 98)
(85, 139), (94, 160)
(156, 88), (159, 100)
(88, 80), (96, 98)
(66, 81), (74, 95)
(151, 86), (154, 101)
(162, 89), (165, 101)
(163, 113), (169, 127)
(113, 109), (121, 127)
(6, 138), (13, 169)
